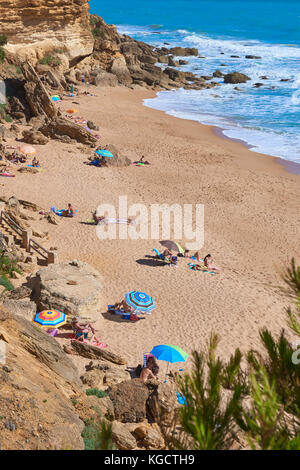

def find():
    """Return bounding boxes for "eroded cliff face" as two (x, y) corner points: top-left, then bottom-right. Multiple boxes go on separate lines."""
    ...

(0, 0), (93, 65)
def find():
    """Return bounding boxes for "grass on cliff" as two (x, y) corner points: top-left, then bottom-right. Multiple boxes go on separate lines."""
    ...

(82, 418), (115, 450)
(85, 388), (108, 399)
(39, 54), (61, 67)
(0, 104), (12, 123)
(0, 252), (21, 292)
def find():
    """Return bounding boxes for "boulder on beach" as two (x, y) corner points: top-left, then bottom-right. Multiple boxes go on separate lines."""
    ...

(32, 260), (103, 321)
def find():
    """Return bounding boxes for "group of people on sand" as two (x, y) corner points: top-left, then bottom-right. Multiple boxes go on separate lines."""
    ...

(161, 248), (221, 271)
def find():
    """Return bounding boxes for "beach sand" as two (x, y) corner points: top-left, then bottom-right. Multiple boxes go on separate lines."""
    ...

(3, 85), (300, 371)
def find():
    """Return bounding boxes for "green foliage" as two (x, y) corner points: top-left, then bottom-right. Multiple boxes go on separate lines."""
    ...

(90, 17), (98, 26)
(0, 104), (12, 123)
(82, 418), (114, 450)
(0, 253), (21, 278)
(0, 35), (7, 46)
(39, 54), (61, 67)
(281, 258), (300, 335)
(85, 388), (108, 399)
(248, 329), (300, 416)
(0, 47), (5, 64)
(235, 367), (300, 450)
(92, 28), (106, 39)
(171, 333), (243, 450)
(0, 276), (14, 292)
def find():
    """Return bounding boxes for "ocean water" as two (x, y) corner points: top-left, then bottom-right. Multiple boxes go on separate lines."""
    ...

(90, 0), (300, 163)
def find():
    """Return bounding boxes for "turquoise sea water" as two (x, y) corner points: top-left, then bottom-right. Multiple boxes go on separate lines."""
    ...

(90, 0), (300, 162)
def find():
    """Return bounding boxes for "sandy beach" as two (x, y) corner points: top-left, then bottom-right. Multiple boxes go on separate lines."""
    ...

(2, 85), (300, 370)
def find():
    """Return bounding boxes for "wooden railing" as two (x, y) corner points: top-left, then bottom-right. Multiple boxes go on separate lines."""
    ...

(0, 210), (58, 265)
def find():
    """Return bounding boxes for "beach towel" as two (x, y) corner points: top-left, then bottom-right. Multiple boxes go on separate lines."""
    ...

(0, 172), (15, 177)
(50, 206), (78, 217)
(99, 217), (136, 225)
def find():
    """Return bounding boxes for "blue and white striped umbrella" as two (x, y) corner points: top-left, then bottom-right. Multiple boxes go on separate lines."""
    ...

(124, 291), (155, 313)
(95, 149), (114, 158)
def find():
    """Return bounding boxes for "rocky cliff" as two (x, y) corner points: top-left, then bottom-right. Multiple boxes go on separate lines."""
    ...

(0, 0), (93, 65)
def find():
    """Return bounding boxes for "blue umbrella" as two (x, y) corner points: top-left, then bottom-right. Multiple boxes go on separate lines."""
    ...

(150, 345), (188, 363)
(124, 291), (155, 313)
(150, 344), (188, 379)
(95, 149), (114, 158)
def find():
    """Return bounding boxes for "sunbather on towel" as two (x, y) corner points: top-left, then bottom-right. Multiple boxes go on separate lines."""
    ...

(204, 254), (221, 271)
(62, 203), (76, 217)
(162, 248), (172, 262)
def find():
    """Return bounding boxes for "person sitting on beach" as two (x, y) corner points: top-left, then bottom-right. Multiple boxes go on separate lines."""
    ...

(162, 248), (173, 262)
(63, 203), (76, 217)
(114, 299), (134, 313)
(140, 356), (159, 383)
(72, 317), (101, 343)
(31, 157), (39, 167)
(203, 254), (221, 271)
(92, 210), (105, 224)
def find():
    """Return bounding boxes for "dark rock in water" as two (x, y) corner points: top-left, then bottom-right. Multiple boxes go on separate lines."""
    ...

(168, 56), (178, 67)
(220, 64), (228, 66)
(198, 56), (206, 59)
(280, 78), (290, 82)
(224, 72), (251, 84)
(234, 87), (243, 91)
(253, 83), (264, 88)
(260, 76), (268, 80)
(164, 42), (170, 45)
(230, 55), (240, 58)
(179, 60), (188, 65)
(169, 46), (198, 56)
(201, 75), (213, 80)
(245, 55), (262, 59)
(157, 56), (168, 64)
(213, 70), (224, 78)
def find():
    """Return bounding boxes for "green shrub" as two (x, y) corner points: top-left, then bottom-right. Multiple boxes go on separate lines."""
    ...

(0, 47), (5, 64)
(85, 388), (108, 399)
(0, 35), (7, 47)
(92, 28), (106, 39)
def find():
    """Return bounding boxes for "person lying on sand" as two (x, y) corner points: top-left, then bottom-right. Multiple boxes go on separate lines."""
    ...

(62, 203), (76, 217)
(203, 254), (221, 271)
(72, 317), (101, 344)
(134, 155), (151, 165)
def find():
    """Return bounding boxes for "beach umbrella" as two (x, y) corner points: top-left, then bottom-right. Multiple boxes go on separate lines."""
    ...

(124, 291), (155, 313)
(33, 310), (67, 328)
(150, 345), (188, 364)
(150, 344), (188, 378)
(66, 108), (78, 114)
(17, 144), (36, 156)
(95, 149), (114, 158)
(159, 240), (185, 254)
